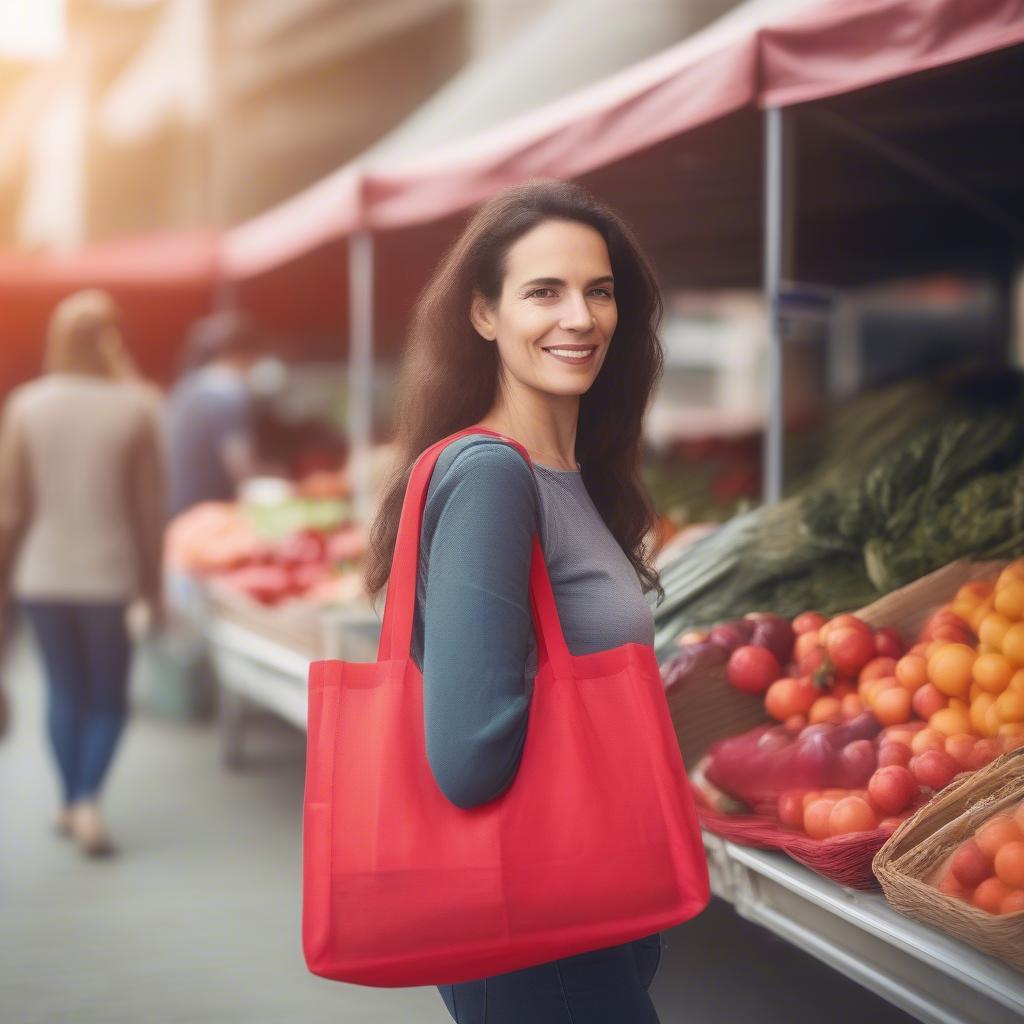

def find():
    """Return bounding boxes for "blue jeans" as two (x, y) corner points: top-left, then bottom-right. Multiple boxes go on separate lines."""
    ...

(437, 932), (664, 1023)
(20, 600), (132, 806)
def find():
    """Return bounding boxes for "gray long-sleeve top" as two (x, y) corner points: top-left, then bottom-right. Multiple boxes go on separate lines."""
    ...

(411, 433), (656, 809)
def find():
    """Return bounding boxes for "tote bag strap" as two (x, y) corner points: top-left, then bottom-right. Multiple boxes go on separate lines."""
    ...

(376, 425), (573, 678)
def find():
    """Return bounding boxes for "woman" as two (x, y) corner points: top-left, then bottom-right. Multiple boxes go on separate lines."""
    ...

(0, 289), (165, 857)
(363, 179), (669, 1022)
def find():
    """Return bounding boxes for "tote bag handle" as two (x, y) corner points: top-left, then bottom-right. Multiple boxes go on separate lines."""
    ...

(375, 426), (573, 678)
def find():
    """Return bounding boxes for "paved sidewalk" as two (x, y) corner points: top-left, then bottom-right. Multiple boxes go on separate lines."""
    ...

(0, 630), (914, 1023)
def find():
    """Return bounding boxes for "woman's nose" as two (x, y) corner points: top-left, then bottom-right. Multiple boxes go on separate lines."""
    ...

(559, 293), (595, 331)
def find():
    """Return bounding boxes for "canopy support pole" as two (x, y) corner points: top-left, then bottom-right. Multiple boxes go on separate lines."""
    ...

(348, 230), (375, 526)
(763, 105), (795, 505)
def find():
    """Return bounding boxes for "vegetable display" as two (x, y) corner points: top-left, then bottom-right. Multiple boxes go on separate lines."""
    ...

(653, 368), (1024, 660)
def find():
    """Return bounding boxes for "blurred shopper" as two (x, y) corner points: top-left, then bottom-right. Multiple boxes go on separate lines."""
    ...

(164, 309), (266, 518)
(0, 289), (165, 857)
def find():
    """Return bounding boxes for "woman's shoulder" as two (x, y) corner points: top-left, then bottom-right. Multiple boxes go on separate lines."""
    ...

(430, 432), (536, 493)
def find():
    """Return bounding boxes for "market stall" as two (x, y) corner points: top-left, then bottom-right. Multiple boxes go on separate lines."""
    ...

(11, 0), (1019, 1016)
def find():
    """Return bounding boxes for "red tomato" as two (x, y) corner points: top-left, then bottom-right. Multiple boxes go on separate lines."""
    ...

(874, 627), (905, 659)
(792, 611), (827, 635)
(825, 626), (877, 678)
(867, 765), (918, 815)
(727, 645), (782, 694)
(777, 790), (808, 829)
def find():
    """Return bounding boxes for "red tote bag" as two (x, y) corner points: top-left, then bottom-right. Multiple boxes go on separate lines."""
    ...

(302, 425), (710, 987)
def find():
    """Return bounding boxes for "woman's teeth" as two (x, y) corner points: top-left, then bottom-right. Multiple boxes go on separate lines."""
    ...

(544, 347), (596, 362)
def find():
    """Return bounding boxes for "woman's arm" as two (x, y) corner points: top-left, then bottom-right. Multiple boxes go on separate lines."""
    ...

(0, 400), (31, 652)
(421, 442), (539, 809)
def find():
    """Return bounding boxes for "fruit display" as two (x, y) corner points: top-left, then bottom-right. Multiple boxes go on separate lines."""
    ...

(167, 500), (368, 608)
(693, 561), (1024, 842)
(926, 797), (1024, 915)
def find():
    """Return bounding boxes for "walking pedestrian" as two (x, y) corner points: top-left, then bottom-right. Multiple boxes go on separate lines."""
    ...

(0, 289), (165, 857)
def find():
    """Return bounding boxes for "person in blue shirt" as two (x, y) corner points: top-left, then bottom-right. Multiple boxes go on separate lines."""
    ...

(363, 178), (685, 1023)
(164, 310), (267, 519)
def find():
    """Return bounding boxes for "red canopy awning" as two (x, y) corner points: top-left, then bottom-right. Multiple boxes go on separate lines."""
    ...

(222, 0), (1024, 278)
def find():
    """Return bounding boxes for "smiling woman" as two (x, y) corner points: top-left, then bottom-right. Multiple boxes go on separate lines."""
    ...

(355, 178), (692, 1022)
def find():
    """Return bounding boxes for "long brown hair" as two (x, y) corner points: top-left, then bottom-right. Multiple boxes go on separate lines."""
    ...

(44, 289), (122, 377)
(363, 177), (666, 611)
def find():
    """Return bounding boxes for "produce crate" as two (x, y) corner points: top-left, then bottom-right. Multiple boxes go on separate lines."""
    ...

(666, 557), (1007, 768)
(873, 747), (1024, 971)
(851, 558), (1006, 635)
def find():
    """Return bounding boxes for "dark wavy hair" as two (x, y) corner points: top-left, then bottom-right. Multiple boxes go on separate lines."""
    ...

(363, 177), (666, 611)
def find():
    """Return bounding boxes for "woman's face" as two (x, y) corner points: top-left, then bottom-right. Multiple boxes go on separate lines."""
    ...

(471, 218), (617, 398)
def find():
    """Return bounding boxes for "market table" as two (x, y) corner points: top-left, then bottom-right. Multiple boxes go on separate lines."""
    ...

(702, 832), (1024, 1024)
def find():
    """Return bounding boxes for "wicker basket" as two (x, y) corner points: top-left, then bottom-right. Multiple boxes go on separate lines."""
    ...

(872, 747), (1024, 971)
(667, 557), (1008, 768)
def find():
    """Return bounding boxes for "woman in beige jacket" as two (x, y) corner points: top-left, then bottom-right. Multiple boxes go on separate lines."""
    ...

(0, 290), (165, 856)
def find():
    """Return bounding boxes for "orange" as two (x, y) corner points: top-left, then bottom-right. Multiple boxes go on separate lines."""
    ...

(979, 613), (1012, 650)
(804, 798), (838, 840)
(978, 643), (1000, 655)
(994, 841), (1024, 888)
(1001, 622), (1024, 666)
(973, 877), (1013, 915)
(999, 889), (1024, 914)
(1010, 669), (1024, 694)
(895, 654), (928, 692)
(929, 704), (973, 737)
(968, 598), (995, 633)
(973, 652), (1015, 694)
(874, 686), (912, 726)
(994, 580), (1024, 621)
(996, 561), (1024, 590)
(976, 814), (1022, 858)
(928, 644), (976, 699)
(969, 681), (984, 702)
(996, 688), (1024, 724)
(911, 727), (947, 755)
(808, 695), (842, 724)
(970, 692), (996, 734)
(983, 703), (1004, 738)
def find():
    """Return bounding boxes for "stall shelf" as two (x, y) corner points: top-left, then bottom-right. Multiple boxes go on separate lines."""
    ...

(703, 833), (1024, 1024)
(198, 598), (380, 767)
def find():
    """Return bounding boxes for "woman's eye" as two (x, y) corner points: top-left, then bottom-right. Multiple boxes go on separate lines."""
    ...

(528, 288), (555, 298)
(591, 288), (613, 298)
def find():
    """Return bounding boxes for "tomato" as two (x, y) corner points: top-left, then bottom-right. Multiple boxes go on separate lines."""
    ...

(911, 749), (960, 791)
(727, 645), (782, 694)
(820, 614), (871, 645)
(825, 626), (877, 677)
(874, 627), (905, 659)
(860, 656), (897, 683)
(792, 611), (827, 635)
(867, 765), (917, 815)
(777, 790), (808, 829)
